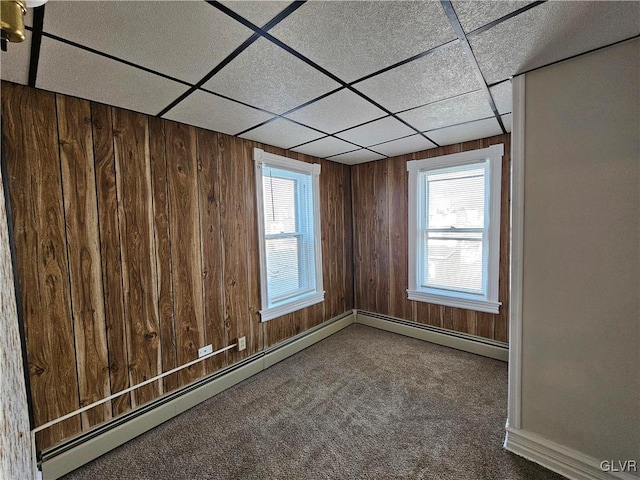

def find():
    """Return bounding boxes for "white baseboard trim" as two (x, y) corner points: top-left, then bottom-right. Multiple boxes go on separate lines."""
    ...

(41, 312), (355, 480)
(504, 427), (639, 480)
(354, 310), (509, 362)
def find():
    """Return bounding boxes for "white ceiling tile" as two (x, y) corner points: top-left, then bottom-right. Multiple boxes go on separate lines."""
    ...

(470, 1), (640, 84)
(490, 81), (512, 115)
(285, 89), (386, 134)
(398, 90), (493, 133)
(43, 1), (253, 84)
(291, 136), (355, 158)
(452, 0), (536, 33)
(327, 149), (385, 165)
(270, 1), (456, 83)
(240, 118), (324, 149)
(354, 43), (481, 113)
(501, 113), (512, 133)
(370, 134), (437, 158)
(163, 90), (274, 136)
(36, 37), (189, 116)
(336, 117), (416, 147)
(220, 1), (292, 28)
(427, 117), (502, 147)
(204, 38), (340, 114)
(0, 30), (31, 85)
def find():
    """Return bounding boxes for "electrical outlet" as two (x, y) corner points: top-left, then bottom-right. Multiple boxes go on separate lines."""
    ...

(238, 336), (246, 351)
(198, 344), (213, 358)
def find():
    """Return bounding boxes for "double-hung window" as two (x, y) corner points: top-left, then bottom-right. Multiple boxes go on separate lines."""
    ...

(254, 148), (324, 322)
(407, 144), (503, 314)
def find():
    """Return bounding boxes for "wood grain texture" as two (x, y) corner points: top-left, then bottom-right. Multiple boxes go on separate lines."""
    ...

(218, 135), (250, 363)
(2, 83), (81, 450)
(342, 164), (354, 313)
(112, 109), (162, 405)
(91, 102), (131, 416)
(148, 117), (179, 392)
(242, 140), (260, 356)
(164, 120), (205, 385)
(196, 128), (226, 373)
(351, 135), (511, 343)
(387, 156), (411, 321)
(2, 82), (355, 451)
(352, 162), (374, 312)
(57, 95), (112, 428)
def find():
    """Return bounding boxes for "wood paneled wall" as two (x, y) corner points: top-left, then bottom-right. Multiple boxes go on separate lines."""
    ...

(1, 82), (353, 451)
(351, 135), (511, 343)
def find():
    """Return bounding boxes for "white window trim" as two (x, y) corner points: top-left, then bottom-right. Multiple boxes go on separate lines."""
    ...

(254, 148), (324, 322)
(406, 144), (504, 314)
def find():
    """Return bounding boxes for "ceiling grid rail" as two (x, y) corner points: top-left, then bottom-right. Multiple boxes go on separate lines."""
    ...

(15, 0), (636, 162)
(440, 0), (507, 135)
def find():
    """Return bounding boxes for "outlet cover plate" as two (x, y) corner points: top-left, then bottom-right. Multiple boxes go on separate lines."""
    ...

(198, 344), (213, 358)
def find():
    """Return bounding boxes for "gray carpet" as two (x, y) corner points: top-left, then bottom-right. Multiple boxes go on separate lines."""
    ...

(63, 324), (564, 479)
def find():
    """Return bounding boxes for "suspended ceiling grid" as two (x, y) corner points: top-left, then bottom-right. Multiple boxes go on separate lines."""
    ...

(1, 0), (638, 165)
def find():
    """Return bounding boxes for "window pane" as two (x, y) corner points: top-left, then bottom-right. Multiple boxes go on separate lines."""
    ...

(263, 175), (296, 234)
(266, 236), (302, 301)
(420, 231), (483, 292)
(262, 166), (316, 305)
(427, 167), (485, 229)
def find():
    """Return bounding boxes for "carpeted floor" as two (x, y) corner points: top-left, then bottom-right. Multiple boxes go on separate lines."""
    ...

(63, 324), (564, 479)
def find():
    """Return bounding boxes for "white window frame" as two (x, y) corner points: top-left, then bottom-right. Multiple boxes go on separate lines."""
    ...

(254, 148), (324, 322)
(406, 144), (503, 314)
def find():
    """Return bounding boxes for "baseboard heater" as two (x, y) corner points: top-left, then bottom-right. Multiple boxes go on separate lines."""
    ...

(39, 309), (507, 479)
(353, 310), (509, 362)
(39, 311), (355, 480)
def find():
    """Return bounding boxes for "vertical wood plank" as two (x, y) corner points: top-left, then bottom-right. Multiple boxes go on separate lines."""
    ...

(196, 128), (226, 372)
(218, 135), (249, 363)
(148, 117), (179, 391)
(2, 84), (81, 449)
(242, 141), (261, 356)
(343, 163), (354, 312)
(476, 312), (495, 339)
(495, 135), (511, 343)
(374, 161), (390, 315)
(450, 307), (476, 335)
(352, 162), (376, 313)
(442, 306), (454, 331)
(351, 164), (362, 309)
(427, 304), (442, 329)
(112, 108), (161, 406)
(57, 95), (112, 428)
(388, 155), (411, 320)
(91, 102), (131, 416)
(319, 158), (337, 319)
(415, 302), (430, 326)
(164, 120), (205, 385)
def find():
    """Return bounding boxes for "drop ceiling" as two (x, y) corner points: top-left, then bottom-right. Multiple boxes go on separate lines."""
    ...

(1, 0), (638, 165)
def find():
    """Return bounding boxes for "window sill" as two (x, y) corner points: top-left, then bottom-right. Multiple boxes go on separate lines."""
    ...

(260, 292), (325, 322)
(407, 289), (500, 314)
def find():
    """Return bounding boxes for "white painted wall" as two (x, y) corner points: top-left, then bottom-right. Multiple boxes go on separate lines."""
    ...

(0, 160), (33, 478)
(521, 38), (639, 468)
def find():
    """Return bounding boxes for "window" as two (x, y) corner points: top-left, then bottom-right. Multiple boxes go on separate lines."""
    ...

(407, 144), (503, 314)
(254, 148), (324, 322)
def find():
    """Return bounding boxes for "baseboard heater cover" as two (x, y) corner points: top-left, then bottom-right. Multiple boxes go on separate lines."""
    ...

(40, 312), (355, 480)
(354, 310), (509, 362)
